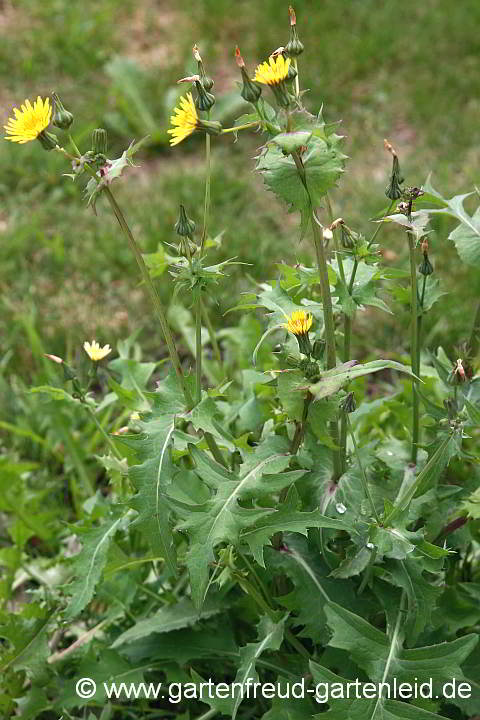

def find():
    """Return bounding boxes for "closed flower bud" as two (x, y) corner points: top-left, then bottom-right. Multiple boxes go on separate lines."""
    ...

(92, 128), (108, 156)
(194, 79), (215, 112)
(37, 130), (59, 151)
(193, 44), (214, 91)
(285, 6), (304, 57)
(235, 47), (262, 103)
(340, 224), (358, 250)
(384, 139), (404, 200)
(299, 358), (320, 381)
(175, 204), (196, 237)
(286, 60), (298, 82)
(340, 391), (357, 413)
(312, 338), (326, 361)
(51, 91), (74, 130)
(419, 252), (434, 276)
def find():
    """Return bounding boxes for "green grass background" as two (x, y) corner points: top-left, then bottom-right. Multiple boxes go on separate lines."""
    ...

(1, 0), (479, 380)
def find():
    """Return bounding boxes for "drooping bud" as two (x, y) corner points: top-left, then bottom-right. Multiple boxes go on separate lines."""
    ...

(92, 128), (108, 156)
(194, 79), (215, 112)
(285, 6), (304, 57)
(419, 251), (434, 276)
(37, 130), (59, 151)
(175, 204), (196, 237)
(384, 139), (404, 200)
(235, 46), (262, 103)
(44, 353), (76, 380)
(449, 358), (467, 385)
(340, 391), (357, 414)
(340, 223), (358, 250)
(51, 91), (74, 130)
(193, 44), (214, 91)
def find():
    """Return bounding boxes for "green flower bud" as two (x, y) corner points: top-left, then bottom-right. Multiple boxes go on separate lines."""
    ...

(286, 59), (298, 82)
(340, 391), (356, 414)
(385, 154), (404, 200)
(271, 82), (292, 109)
(285, 7), (304, 56)
(195, 80), (215, 112)
(51, 91), (74, 130)
(92, 128), (108, 156)
(295, 332), (312, 357)
(175, 204), (196, 237)
(299, 358), (320, 382)
(312, 338), (326, 361)
(37, 130), (58, 151)
(341, 224), (357, 250)
(193, 44), (214, 91)
(235, 47), (262, 103)
(197, 118), (223, 137)
(179, 236), (197, 259)
(419, 252), (434, 276)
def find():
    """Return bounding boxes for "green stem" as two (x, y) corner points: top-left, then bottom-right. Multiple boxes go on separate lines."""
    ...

(407, 231), (419, 464)
(291, 153), (340, 480)
(202, 302), (222, 367)
(68, 133), (81, 157)
(195, 710), (218, 720)
(417, 273), (428, 372)
(346, 413), (381, 524)
(309, 210), (336, 370)
(200, 132), (211, 255)
(339, 406), (348, 476)
(221, 121), (260, 134)
(195, 292), (203, 405)
(85, 405), (122, 460)
(358, 547), (377, 595)
(104, 187), (193, 409)
(367, 199), (396, 249)
(293, 58), (300, 99)
(290, 392), (313, 454)
(204, 432), (228, 468)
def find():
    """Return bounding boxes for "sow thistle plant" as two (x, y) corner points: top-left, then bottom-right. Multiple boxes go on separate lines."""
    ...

(2, 7), (480, 720)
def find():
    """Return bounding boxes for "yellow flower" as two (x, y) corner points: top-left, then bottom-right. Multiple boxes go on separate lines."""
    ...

(4, 96), (52, 144)
(83, 340), (112, 362)
(284, 310), (313, 337)
(130, 411), (141, 421)
(252, 55), (291, 86)
(167, 92), (198, 147)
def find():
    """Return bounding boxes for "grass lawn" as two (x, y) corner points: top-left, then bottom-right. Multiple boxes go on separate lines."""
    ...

(1, 0), (479, 380)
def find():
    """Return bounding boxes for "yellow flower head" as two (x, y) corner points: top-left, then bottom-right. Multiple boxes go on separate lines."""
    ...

(252, 55), (291, 86)
(4, 96), (52, 144)
(83, 340), (112, 362)
(284, 310), (313, 337)
(167, 92), (198, 147)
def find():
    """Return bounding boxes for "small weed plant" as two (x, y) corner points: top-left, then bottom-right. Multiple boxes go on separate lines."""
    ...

(1, 7), (480, 720)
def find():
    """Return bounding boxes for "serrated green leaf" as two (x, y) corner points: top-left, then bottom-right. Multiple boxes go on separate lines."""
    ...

(257, 129), (346, 233)
(309, 359), (417, 401)
(111, 596), (228, 647)
(63, 512), (125, 619)
(324, 601), (477, 689)
(242, 486), (356, 566)
(231, 615), (286, 719)
(422, 177), (480, 267)
(277, 369), (306, 421)
(271, 131), (312, 153)
(0, 604), (51, 684)
(310, 661), (448, 720)
(176, 437), (301, 607)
